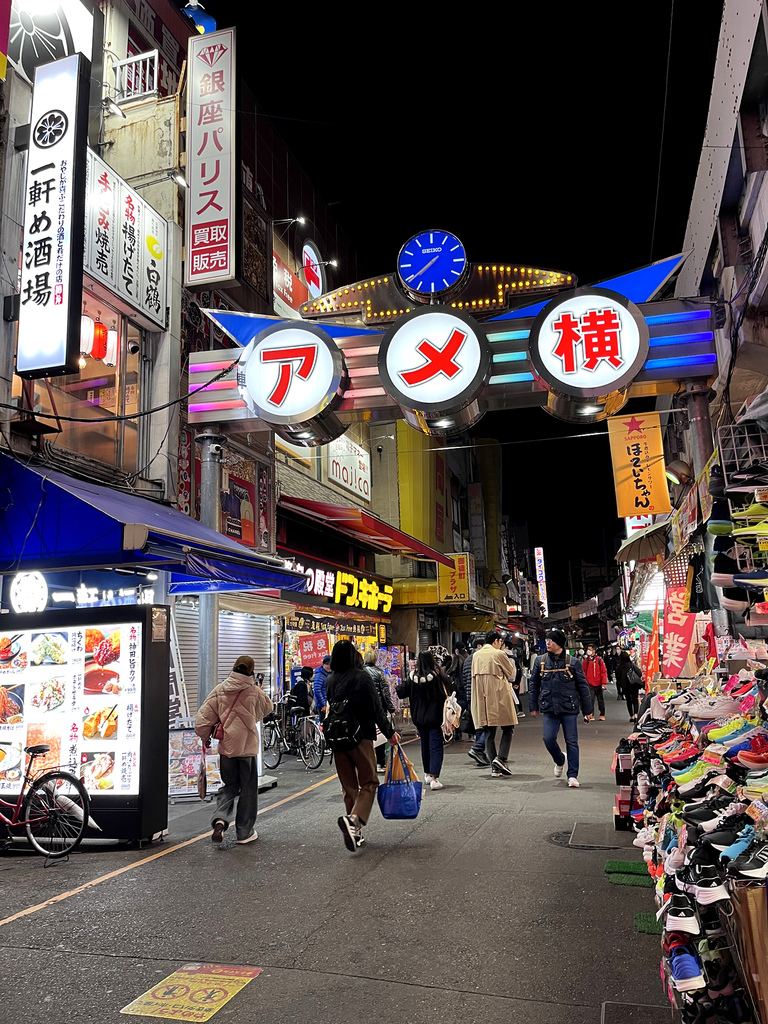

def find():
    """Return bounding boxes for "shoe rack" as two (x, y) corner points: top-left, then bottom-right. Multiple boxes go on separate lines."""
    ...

(717, 422), (768, 573)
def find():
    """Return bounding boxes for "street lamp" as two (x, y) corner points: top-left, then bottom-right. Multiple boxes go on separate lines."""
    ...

(133, 169), (189, 190)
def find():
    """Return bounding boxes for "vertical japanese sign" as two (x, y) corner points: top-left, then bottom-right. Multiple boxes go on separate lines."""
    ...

(468, 481), (487, 568)
(438, 553), (474, 603)
(534, 546), (548, 617)
(17, 53), (89, 378)
(185, 28), (236, 287)
(607, 412), (671, 519)
(662, 585), (697, 678)
(0, 0), (11, 79)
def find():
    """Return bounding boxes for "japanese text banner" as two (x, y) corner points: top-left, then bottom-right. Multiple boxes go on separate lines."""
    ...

(607, 412), (671, 519)
(662, 585), (697, 678)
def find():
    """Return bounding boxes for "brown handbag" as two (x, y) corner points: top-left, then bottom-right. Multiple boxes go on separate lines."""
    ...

(211, 689), (243, 741)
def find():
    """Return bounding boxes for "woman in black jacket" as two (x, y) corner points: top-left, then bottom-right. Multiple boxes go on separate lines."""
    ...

(363, 650), (396, 773)
(326, 640), (401, 852)
(617, 651), (643, 722)
(397, 651), (450, 791)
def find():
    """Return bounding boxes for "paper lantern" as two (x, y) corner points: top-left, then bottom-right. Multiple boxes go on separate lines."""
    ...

(92, 319), (108, 360)
(104, 325), (119, 367)
(80, 314), (94, 355)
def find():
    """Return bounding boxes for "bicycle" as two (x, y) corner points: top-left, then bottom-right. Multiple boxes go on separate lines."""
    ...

(0, 743), (93, 858)
(262, 697), (325, 770)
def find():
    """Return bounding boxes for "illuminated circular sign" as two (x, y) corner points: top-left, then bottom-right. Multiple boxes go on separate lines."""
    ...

(237, 322), (346, 425)
(10, 571), (48, 613)
(377, 306), (490, 416)
(529, 287), (649, 398)
(301, 240), (326, 300)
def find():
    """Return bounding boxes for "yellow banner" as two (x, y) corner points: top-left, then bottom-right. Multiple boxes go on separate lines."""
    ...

(437, 553), (475, 603)
(607, 412), (671, 519)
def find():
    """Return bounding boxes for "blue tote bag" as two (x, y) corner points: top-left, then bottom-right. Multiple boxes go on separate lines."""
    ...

(377, 744), (423, 820)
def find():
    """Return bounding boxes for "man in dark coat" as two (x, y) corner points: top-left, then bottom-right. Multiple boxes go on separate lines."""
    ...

(462, 636), (488, 766)
(528, 629), (592, 788)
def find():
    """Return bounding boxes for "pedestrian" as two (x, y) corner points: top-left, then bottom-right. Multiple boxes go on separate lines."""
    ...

(313, 655), (331, 717)
(471, 631), (518, 778)
(448, 643), (468, 737)
(583, 642), (607, 721)
(618, 650), (644, 722)
(289, 666), (312, 714)
(606, 647), (622, 700)
(195, 655), (274, 845)
(363, 649), (396, 773)
(326, 640), (400, 851)
(503, 637), (525, 718)
(463, 636), (488, 765)
(397, 651), (451, 790)
(528, 629), (592, 788)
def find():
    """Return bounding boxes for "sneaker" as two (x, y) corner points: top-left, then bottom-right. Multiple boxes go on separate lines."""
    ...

(211, 820), (226, 844)
(425, 774), (434, 783)
(728, 838), (768, 879)
(468, 748), (490, 767)
(338, 814), (359, 852)
(668, 945), (706, 991)
(492, 757), (512, 776)
(567, 777), (580, 788)
(732, 568), (768, 590)
(430, 778), (444, 790)
(718, 825), (755, 865)
(688, 864), (731, 905)
(599, 715), (605, 721)
(376, 766), (386, 774)
(236, 830), (258, 844)
(665, 893), (700, 934)
(731, 501), (768, 520)
(633, 826), (656, 848)
(491, 769), (503, 778)
(354, 828), (365, 849)
(554, 761), (565, 778)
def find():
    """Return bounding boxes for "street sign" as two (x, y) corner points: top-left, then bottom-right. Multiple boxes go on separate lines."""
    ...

(121, 963), (262, 1021)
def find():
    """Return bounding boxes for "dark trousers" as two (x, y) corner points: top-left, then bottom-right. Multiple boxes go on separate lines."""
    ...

(626, 689), (641, 718)
(419, 727), (444, 778)
(335, 739), (378, 825)
(542, 713), (580, 779)
(485, 725), (514, 763)
(589, 685), (605, 717)
(214, 754), (259, 840)
(471, 727), (486, 752)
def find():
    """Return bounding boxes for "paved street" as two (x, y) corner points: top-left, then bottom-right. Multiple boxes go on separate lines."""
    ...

(0, 696), (673, 1024)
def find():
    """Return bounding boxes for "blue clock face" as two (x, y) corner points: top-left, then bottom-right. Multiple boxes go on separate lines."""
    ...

(397, 230), (468, 299)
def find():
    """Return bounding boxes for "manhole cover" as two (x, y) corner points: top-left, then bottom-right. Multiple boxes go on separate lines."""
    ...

(548, 830), (573, 847)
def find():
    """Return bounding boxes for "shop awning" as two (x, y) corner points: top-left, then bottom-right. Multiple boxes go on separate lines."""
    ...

(279, 496), (455, 568)
(0, 453), (307, 593)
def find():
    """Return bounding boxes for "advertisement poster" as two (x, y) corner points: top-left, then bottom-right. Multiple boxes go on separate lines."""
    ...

(607, 413), (672, 518)
(221, 472), (256, 547)
(662, 585), (697, 678)
(168, 727), (221, 797)
(0, 621), (143, 796)
(296, 632), (330, 669)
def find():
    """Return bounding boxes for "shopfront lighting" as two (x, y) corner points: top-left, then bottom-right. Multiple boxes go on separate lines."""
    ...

(169, 169), (189, 189)
(80, 308), (94, 355)
(92, 315), (108, 360)
(102, 97), (126, 119)
(665, 459), (692, 485)
(273, 216), (306, 226)
(134, 170), (189, 190)
(104, 323), (119, 367)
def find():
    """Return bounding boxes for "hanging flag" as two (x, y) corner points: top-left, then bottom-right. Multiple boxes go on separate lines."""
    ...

(607, 412), (672, 518)
(644, 601), (660, 689)
(662, 585), (697, 678)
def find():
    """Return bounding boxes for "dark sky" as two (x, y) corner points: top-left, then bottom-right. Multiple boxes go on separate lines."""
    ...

(198, 1), (723, 604)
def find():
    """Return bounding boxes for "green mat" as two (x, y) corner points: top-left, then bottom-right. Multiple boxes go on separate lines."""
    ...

(634, 912), (663, 934)
(608, 873), (654, 887)
(604, 860), (648, 875)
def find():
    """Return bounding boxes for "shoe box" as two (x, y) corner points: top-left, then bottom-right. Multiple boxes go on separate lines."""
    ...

(615, 752), (632, 786)
(612, 807), (635, 831)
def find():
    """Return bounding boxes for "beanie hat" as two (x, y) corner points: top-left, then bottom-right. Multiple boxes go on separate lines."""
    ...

(233, 655), (254, 676)
(546, 629), (567, 650)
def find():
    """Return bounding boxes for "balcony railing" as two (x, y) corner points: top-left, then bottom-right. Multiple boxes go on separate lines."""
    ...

(113, 50), (159, 103)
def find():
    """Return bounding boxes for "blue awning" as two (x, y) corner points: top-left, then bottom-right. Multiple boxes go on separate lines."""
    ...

(0, 452), (307, 593)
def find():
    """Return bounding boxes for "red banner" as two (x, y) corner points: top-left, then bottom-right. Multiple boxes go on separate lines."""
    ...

(662, 585), (697, 678)
(297, 632), (330, 668)
(645, 602), (660, 688)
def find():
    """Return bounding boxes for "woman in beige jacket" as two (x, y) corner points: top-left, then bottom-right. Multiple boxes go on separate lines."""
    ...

(195, 655), (274, 845)
(470, 631), (517, 777)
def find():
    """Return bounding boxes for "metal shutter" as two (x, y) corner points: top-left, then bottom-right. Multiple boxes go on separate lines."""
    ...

(173, 599), (275, 713)
(417, 628), (435, 653)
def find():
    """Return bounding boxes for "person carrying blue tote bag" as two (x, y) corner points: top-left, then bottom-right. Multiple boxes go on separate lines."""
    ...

(377, 744), (422, 819)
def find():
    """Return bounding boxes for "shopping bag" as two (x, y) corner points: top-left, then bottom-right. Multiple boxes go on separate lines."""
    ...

(197, 748), (207, 800)
(377, 745), (422, 819)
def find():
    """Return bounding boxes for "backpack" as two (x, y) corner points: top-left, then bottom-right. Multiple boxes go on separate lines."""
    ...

(538, 654), (573, 678)
(324, 672), (363, 753)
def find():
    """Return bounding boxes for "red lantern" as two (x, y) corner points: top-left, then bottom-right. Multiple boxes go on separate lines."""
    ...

(92, 319), (108, 360)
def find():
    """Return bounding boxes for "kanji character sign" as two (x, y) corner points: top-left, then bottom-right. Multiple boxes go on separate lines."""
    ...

(553, 307), (623, 373)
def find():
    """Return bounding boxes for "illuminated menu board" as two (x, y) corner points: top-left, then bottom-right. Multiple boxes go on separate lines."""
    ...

(0, 621), (143, 796)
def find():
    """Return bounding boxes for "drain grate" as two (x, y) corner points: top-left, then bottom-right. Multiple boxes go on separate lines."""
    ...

(547, 828), (624, 851)
(547, 830), (574, 847)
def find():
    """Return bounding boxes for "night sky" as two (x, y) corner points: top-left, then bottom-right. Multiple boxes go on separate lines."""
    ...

(197, 1), (724, 604)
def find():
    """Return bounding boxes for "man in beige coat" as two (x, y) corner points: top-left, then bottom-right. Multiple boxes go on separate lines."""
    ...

(471, 631), (517, 777)
(195, 655), (274, 845)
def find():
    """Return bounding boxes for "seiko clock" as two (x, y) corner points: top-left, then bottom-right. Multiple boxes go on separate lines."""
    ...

(397, 230), (469, 301)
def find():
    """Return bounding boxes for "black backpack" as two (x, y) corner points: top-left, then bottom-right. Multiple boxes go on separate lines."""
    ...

(324, 671), (363, 753)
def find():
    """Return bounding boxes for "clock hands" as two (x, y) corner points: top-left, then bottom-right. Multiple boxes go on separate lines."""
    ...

(405, 256), (439, 283)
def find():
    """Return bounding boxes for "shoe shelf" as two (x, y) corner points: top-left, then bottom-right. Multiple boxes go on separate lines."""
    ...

(717, 897), (765, 1024)
(732, 541), (768, 573)
(717, 423), (768, 491)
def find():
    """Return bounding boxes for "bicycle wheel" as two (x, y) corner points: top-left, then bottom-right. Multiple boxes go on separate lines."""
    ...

(298, 720), (325, 770)
(262, 722), (282, 769)
(23, 771), (90, 858)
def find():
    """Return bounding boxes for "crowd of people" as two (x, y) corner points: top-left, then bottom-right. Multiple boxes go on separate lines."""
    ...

(194, 628), (641, 851)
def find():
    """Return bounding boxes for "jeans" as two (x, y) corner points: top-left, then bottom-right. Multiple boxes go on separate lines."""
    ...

(419, 727), (444, 778)
(485, 725), (514, 763)
(589, 685), (605, 717)
(471, 727), (486, 753)
(542, 713), (580, 779)
(214, 754), (259, 839)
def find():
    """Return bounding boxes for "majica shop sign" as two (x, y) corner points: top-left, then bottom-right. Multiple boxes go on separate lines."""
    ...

(280, 553), (393, 614)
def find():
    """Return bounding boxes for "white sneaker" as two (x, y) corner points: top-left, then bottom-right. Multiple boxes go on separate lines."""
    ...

(425, 774), (434, 783)
(567, 778), (580, 788)
(554, 762), (565, 779)
(430, 778), (443, 790)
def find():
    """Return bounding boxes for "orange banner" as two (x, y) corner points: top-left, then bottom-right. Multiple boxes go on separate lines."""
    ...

(607, 412), (671, 519)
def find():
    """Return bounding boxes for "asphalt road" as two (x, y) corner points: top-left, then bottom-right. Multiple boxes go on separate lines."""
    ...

(0, 692), (674, 1023)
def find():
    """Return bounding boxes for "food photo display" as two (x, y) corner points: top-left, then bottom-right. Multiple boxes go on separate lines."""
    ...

(0, 622), (143, 795)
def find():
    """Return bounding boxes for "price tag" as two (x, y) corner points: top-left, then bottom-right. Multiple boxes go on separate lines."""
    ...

(746, 799), (768, 826)
(758, 539), (768, 551)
